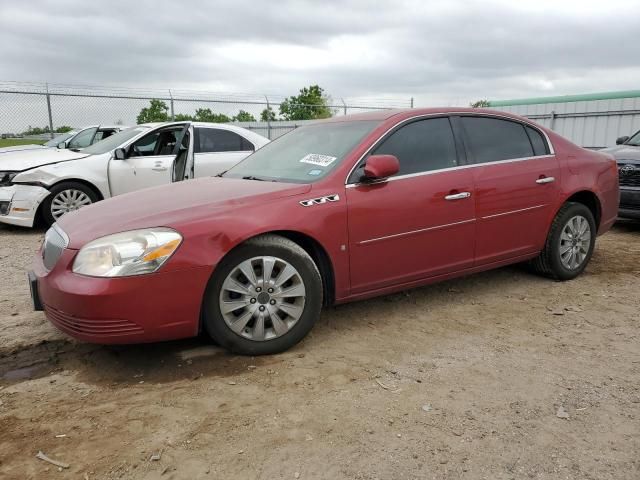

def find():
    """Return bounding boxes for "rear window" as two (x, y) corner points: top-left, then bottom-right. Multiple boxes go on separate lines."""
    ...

(461, 117), (534, 164)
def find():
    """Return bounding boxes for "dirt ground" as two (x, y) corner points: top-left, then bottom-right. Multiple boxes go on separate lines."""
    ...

(0, 221), (639, 480)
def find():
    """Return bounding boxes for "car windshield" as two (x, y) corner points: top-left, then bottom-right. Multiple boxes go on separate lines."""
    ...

(626, 130), (640, 146)
(43, 132), (76, 147)
(223, 121), (380, 183)
(81, 127), (149, 155)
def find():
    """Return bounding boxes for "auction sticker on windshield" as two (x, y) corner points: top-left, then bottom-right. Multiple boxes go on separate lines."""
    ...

(299, 153), (337, 167)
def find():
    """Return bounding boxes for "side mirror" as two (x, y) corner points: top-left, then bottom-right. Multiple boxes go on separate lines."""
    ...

(57, 142), (67, 149)
(616, 136), (629, 145)
(113, 148), (127, 160)
(362, 154), (400, 181)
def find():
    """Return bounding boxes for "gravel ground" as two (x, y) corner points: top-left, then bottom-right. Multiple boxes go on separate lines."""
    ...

(0, 221), (639, 479)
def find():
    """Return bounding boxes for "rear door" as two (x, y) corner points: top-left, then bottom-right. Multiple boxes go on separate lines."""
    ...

(346, 116), (476, 294)
(193, 127), (255, 177)
(456, 115), (560, 265)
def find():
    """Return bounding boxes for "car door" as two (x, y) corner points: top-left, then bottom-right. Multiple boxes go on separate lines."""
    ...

(346, 116), (476, 294)
(456, 115), (561, 265)
(193, 127), (255, 177)
(108, 124), (190, 196)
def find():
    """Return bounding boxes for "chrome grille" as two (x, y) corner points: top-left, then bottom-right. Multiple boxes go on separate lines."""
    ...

(42, 224), (69, 270)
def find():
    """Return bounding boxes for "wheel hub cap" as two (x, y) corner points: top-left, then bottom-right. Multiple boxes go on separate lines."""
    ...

(559, 215), (591, 270)
(51, 189), (92, 219)
(219, 256), (306, 341)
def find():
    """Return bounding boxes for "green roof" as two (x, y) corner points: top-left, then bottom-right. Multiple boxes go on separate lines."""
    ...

(488, 90), (640, 107)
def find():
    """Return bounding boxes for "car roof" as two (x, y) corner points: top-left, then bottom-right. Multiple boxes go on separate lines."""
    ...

(323, 107), (533, 124)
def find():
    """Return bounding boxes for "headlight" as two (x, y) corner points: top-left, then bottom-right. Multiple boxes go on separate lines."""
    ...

(72, 228), (182, 277)
(0, 171), (17, 186)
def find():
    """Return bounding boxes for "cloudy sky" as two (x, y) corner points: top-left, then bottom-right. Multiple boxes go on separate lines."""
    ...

(1, 0), (640, 107)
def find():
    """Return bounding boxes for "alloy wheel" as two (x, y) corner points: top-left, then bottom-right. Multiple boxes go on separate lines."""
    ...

(559, 215), (592, 270)
(219, 256), (306, 341)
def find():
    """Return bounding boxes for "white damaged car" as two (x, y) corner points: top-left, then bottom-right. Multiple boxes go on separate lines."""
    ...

(0, 125), (126, 154)
(0, 122), (269, 227)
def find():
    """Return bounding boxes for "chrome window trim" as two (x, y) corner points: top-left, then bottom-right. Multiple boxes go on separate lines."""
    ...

(344, 111), (555, 186)
(359, 218), (476, 245)
(345, 154), (556, 188)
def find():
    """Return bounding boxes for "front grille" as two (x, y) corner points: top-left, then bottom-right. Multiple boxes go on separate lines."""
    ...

(42, 225), (69, 270)
(45, 305), (144, 337)
(0, 201), (9, 215)
(618, 164), (640, 187)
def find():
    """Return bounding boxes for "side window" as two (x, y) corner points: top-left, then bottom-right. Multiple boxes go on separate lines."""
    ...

(129, 128), (180, 157)
(525, 126), (549, 156)
(461, 117), (534, 163)
(196, 128), (252, 153)
(370, 117), (458, 176)
(91, 129), (116, 144)
(68, 127), (97, 149)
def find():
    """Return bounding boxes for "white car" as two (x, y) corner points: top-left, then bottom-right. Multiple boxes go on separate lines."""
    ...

(0, 125), (126, 154)
(0, 122), (269, 227)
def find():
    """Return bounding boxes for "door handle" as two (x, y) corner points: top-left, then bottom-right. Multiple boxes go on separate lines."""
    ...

(536, 176), (555, 184)
(152, 167), (168, 172)
(444, 192), (471, 201)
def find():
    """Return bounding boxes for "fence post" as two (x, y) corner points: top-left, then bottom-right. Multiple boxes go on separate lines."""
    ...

(265, 95), (272, 140)
(341, 98), (347, 116)
(169, 90), (175, 121)
(410, 97), (414, 108)
(549, 110), (556, 131)
(45, 83), (54, 139)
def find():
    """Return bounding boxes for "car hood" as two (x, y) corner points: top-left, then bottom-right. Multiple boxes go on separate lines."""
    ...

(0, 148), (89, 171)
(0, 144), (47, 154)
(600, 145), (640, 162)
(58, 177), (312, 248)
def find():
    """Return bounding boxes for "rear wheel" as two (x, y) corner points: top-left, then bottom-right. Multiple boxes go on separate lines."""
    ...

(41, 181), (99, 226)
(203, 234), (323, 355)
(530, 202), (596, 280)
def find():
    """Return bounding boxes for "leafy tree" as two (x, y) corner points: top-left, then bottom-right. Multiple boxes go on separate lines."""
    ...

(232, 110), (256, 122)
(279, 85), (332, 120)
(23, 125), (51, 135)
(260, 107), (277, 122)
(136, 99), (170, 124)
(55, 126), (73, 133)
(470, 99), (490, 108)
(194, 108), (231, 123)
(174, 113), (195, 121)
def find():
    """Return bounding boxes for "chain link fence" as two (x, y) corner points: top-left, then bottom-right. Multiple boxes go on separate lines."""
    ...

(0, 81), (413, 141)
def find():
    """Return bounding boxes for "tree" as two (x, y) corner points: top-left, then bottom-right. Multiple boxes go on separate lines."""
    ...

(174, 113), (195, 121)
(470, 99), (490, 108)
(55, 126), (73, 133)
(279, 85), (332, 120)
(136, 99), (169, 124)
(194, 108), (231, 123)
(23, 125), (51, 135)
(260, 107), (277, 122)
(232, 110), (256, 122)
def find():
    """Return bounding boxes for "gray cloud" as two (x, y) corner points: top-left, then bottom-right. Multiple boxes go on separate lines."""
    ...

(1, 0), (640, 107)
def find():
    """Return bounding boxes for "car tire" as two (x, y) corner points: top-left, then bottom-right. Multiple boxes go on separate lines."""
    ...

(530, 202), (597, 281)
(41, 181), (100, 226)
(202, 234), (323, 355)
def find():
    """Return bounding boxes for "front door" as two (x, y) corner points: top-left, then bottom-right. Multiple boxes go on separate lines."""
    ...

(346, 117), (476, 294)
(108, 124), (190, 196)
(457, 115), (561, 265)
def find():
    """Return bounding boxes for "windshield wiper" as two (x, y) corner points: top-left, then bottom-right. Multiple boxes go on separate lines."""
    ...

(242, 175), (266, 181)
(215, 169), (228, 177)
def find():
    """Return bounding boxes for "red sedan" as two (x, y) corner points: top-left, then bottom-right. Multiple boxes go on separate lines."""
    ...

(30, 108), (619, 355)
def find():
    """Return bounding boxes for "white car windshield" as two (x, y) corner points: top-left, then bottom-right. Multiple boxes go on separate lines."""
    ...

(82, 127), (149, 155)
(43, 132), (76, 147)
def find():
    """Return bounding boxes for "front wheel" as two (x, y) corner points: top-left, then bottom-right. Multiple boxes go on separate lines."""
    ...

(202, 234), (323, 355)
(41, 181), (99, 226)
(530, 202), (596, 280)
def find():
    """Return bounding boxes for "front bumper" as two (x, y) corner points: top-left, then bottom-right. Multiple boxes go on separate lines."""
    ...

(32, 247), (214, 344)
(619, 187), (640, 219)
(0, 184), (50, 227)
